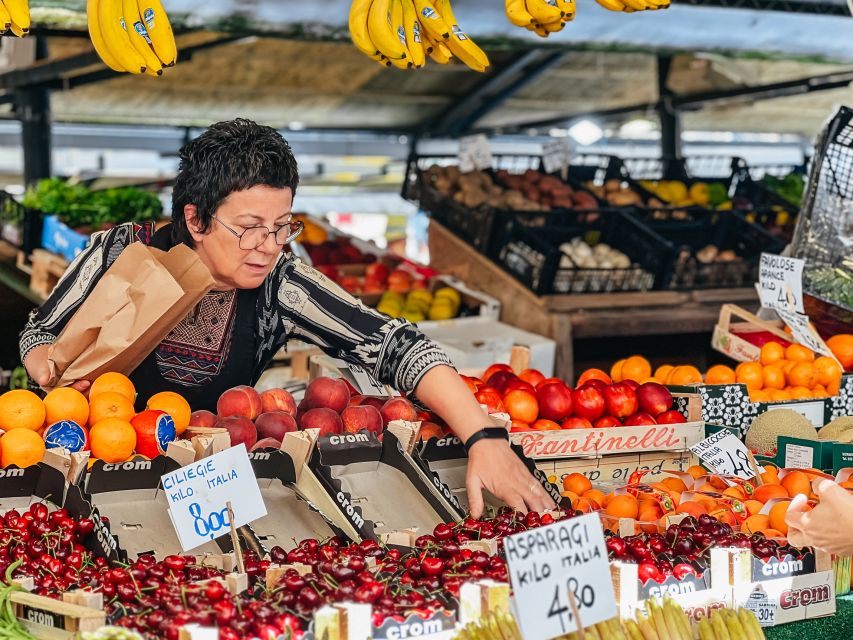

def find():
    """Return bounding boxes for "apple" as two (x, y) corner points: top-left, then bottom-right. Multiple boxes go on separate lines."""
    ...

(593, 416), (622, 428)
(486, 370), (518, 394)
(604, 383), (639, 419)
(622, 380), (640, 392)
(624, 412), (658, 426)
(637, 382), (674, 417)
(502, 379), (536, 396)
(572, 385), (606, 422)
(475, 388), (505, 414)
(657, 410), (687, 424)
(255, 411), (298, 441)
(578, 379), (607, 393)
(561, 417), (593, 430)
(365, 262), (390, 283)
(536, 382), (574, 422)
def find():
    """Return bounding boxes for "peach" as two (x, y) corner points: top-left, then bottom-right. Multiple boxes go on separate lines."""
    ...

(214, 416), (257, 450)
(418, 422), (444, 441)
(189, 410), (216, 428)
(299, 408), (343, 435)
(255, 411), (298, 441)
(303, 377), (351, 414)
(251, 438), (282, 451)
(341, 405), (383, 435)
(350, 396), (386, 411)
(260, 388), (297, 416)
(217, 386), (263, 421)
(380, 398), (418, 425)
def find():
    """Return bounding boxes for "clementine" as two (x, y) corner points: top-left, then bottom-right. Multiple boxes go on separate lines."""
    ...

(654, 364), (675, 383)
(90, 372), (136, 402)
(813, 356), (842, 388)
(621, 356), (652, 383)
(610, 359), (626, 383)
(90, 418), (137, 463)
(762, 365), (785, 391)
(146, 391), (192, 435)
(0, 390), (45, 431)
(785, 343), (815, 363)
(742, 514), (769, 534)
(735, 362), (764, 392)
(780, 471), (811, 497)
(826, 334), (853, 371)
(705, 365), (736, 385)
(88, 392), (135, 427)
(669, 366), (703, 386)
(768, 501), (791, 535)
(760, 342), (786, 366)
(563, 472), (592, 495)
(43, 387), (89, 429)
(788, 362), (817, 389)
(605, 494), (639, 520)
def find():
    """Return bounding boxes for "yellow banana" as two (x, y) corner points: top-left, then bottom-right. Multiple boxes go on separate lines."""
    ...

(541, 18), (563, 32)
(425, 31), (452, 63)
(349, 0), (381, 57)
(595, 0), (627, 11)
(367, 0), (407, 61)
(9, 20), (25, 35)
(620, 0), (648, 10)
(87, 0), (126, 70)
(505, 0), (534, 27)
(432, 0), (489, 72)
(524, 0), (561, 24)
(390, 0), (413, 66)
(557, 0), (576, 20)
(0, 2), (11, 31)
(419, 24), (434, 53)
(1, 0), (28, 33)
(412, 0), (450, 40)
(137, 0), (177, 66)
(533, 25), (548, 36)
(99, 0), (146, 73)
(122, 0), (163, 76)
(401, 0), (425, 67)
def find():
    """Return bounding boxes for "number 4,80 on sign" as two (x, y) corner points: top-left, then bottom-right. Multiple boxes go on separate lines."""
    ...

(548, 577), (596, 633)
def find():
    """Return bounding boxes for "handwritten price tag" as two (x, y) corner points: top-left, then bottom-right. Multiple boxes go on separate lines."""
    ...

(162, 444), (267, 552)
(774, 308), (838, 362)
(690, 432), (762, 480)
(759, 253), (804, 313)
(505, 513), (615, 639)
(458, 134), (493, 172)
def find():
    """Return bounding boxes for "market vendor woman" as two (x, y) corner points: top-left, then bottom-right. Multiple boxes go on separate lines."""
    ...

(19, 118), (552, 518)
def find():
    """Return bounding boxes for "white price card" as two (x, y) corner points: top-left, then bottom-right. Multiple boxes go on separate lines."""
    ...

(690, 431), (762, 480)
(759, 253), (804, 313)
(458, 134), (493, 172)
(542, 138), (571, 176)
(162, 444), (267, 552)
(745, 586), (777, 627)
(505, 512), (616, 640)
(774, 308), (838, 362)
(327, 357), (398, 397)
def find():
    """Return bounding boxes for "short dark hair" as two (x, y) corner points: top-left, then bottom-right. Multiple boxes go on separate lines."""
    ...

(171, 118), (299, 247)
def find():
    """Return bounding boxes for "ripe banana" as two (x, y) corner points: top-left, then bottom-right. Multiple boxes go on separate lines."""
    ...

(621, 0), (649, 11)
(425, 31), (452, 63)
(524, 0), (561, 24)
(367, 0), (408, 61)
(391, 0), (414, 66)
(0, 2), (11, 31)
(122, 0), (163, 76)
(595, 0), (627, 11)
(401, 0), (425, 68)
(87, 0), (126, 70)
(505, 0), (534, 27)
(99, 0), (147, 74)
(1, 0), (28, 34)
(433, 0), (489, 72)
(540, 18), (564, 32)
(137, 0), (177, 66)
(349, 0), (381, 57)
(412, 0), (450, 41)
(557, 0), (576, 20)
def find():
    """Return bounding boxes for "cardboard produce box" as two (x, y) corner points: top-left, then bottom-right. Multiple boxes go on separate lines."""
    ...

(0, 463), (67, 514)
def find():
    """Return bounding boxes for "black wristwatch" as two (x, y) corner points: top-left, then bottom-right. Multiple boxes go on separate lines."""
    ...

(463, 427), (510, 454)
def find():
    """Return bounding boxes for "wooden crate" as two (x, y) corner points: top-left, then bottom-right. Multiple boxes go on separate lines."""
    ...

(28, 249), (69, 299)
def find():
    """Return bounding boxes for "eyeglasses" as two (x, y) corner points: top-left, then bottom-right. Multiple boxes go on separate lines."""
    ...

(213, 216), (304, 250)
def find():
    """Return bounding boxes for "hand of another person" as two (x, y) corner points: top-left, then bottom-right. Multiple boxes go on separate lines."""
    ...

(466, 438), (555, 518)
(23, 343), (90, 394)
(786, 478), (853, 556)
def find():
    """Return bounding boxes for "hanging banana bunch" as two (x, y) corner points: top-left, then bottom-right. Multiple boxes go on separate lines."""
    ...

(87, 0), (178, 75)
(505, 0), (574, 38)
(349, 0), (490, 72)
(594, 0), (670, 15)
(0, 0), (31, 37)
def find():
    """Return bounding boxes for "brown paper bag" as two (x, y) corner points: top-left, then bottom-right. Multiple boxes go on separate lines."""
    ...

(47, 243), (215, 387)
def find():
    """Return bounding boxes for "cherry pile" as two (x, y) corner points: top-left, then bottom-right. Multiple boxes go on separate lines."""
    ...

(605, 514), (807, 585)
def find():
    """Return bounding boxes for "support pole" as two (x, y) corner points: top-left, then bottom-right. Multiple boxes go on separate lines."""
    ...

(18, 36), (51, 186)
(657, 55), (684, 180)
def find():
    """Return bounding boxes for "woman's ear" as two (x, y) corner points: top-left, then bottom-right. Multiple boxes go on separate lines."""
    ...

(184, 204), (205, 243)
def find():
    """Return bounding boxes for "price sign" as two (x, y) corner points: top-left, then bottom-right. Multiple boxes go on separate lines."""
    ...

(774, 308), (838, 362)
(759, 253), (804, 313)
(162, 444), (267, 551)
(504, 512), (615, 639)
(458, 134), (493, 172)
(745, 587), (777, 627)
(690, 431), (762, 480)
(327, 357), (397, 397)
(542, 138), (571, 176)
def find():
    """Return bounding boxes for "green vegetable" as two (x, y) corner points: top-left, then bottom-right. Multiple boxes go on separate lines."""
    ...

(805, 258), (853, 309)
(762, 173), (805, 207)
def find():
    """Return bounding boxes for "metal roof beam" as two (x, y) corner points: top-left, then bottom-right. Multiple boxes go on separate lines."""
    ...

(427, 49), (566, 137)
(672, 0), (850, 14)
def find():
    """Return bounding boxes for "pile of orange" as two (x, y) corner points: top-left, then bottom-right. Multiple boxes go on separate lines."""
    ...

(606, 356), (704, 386)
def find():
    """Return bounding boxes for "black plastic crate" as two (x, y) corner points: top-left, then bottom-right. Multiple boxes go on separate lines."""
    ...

(0, 191), (42, 254)
(651, 211), (786, 290)
(494, 210), (674, 296)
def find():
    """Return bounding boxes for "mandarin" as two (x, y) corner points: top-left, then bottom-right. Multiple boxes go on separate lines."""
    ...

(43, 387), (89, 429)
(735, 362), (764, 391)
(744, 500), (764, 517)
(669, 366), (703, 385)
(675, 501), (708, 517)
(576, 368), (611, 387)
(760, 342), (786, 366)
(88, 392), (135, 427)
(788, 362), (817, 389)
(826, 334), (853, 370)
(90, 372), (136, 402)
(705, 365), (736, 385)
(654, 365), (675, 382)
(780, 471), (811, 497)
(621, 356), (652, 383)
(768, 501), (791, 535)
(0, 390), (45, 432)
(786, 343), (815, 363)
(605, 494), (639, 519)
(814, 356), (842, 388)
(583, 489), (606, 507)
(742, 515), (769, 534)
(563, 473), (593, 496)
(762, 365), (786, 390)
(610, 359), (626, 383)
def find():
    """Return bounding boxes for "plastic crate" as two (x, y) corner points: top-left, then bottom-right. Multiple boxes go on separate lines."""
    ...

(0, 191), (42, 254)
(494, 210), (674, 295)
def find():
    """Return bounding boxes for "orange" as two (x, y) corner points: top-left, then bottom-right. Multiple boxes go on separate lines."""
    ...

(583, 489), (606, 507)
(827, 334), (853, 371)
(675, 501), (707, 517)
(812, 384), (829, 398)
(0, 390), (45, 432)
(768, 501), (791, 535)
(788, 362), (817, 389)
(762, 365), (785, 390)
(661, 476), (688, 493)
(563, 473), (593, 496)
(813, 356), (842, 388)
(780, 471), (811, 498)
(760, 342), (786, 366)
(610, 359), (626, 383)
(744, 500), (764, 517)
(621, 356), (652, 383)
(686, 465), (706, 479)
(760, 528), (786, 539)
(574, 497), (599, 514)
(638, 504), (662, 522)
(788, 386), (813, 400)
(750, 390), (771, 403)
(90, 372), (136, 402)
(828, 379), (841, 396)
(605, 494), (639, 520)
(767, 389), (791, 402)
(742, 514), (769, 534)
(576, 369), (611, 387)
(90, 418), (137, 463)
(705, 365), (736, 385)
(146, 391), (192, 435)
(654, 365), (675, 382)
(88, 392), (135, 427)
(753, 484), (789, 503)
(669, 366), (703, 386)
(503, 390), (539, 425)
(561, 490), (580, 503)
(0, 428), (45, 468)
(785, 343), (815, 363)
(736, 362), (764, 391)
(43, 388), (89, 428)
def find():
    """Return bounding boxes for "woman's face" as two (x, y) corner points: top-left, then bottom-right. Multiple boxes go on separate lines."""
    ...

(187, 185), (294, 290)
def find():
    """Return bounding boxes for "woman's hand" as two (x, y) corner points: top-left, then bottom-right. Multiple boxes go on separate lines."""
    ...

(23, 344), (90, 394)
(786, 479), (853, 556)
(466, 438), (555, 517)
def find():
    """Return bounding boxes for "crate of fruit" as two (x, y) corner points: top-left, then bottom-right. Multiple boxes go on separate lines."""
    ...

(494, 210), (674, 295)
(712, 304), (793, 363)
